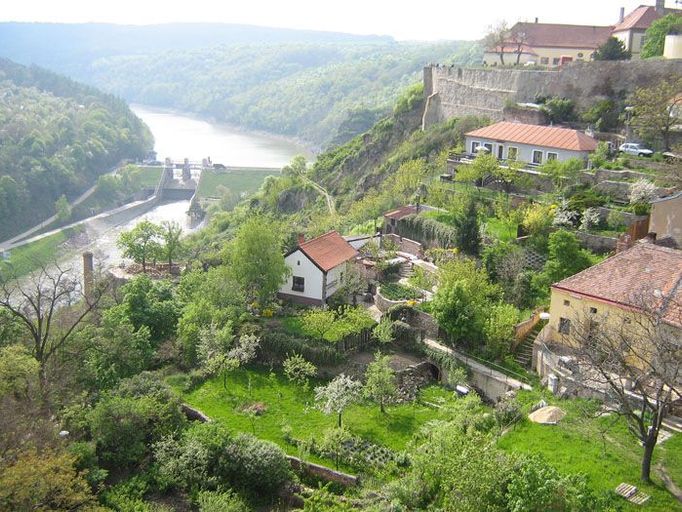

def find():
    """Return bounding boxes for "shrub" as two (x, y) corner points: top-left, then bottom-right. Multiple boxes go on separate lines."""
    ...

(629, 178), (657, 204)
(408, 266), (436, 291)
(607, 210), (627, 230)
(196, 490), (249, 512)
(579, 207), (601, 232)
(283, 353), (317, 387)
(259, 331), (343, 366)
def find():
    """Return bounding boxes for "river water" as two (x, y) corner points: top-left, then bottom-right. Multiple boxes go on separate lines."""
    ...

(55, 105), (309, 273)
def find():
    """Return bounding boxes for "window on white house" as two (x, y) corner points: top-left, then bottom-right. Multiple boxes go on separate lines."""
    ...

(552, 57), (560, 65)
(547, 152), (558, 161)
(507, 147), (519, 160)
(559, 317), (571, 335)
(532, 150), (543, 165)
(540, 57), (549, 65)
(292, 276), (305, 292)
(471, 141), (480, 153)
(483, 143), (493, 153)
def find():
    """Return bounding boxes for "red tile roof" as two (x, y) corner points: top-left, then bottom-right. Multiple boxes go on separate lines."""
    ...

(466, 122), (598, 152)
(613, 6), (663, 32)
(384, 205), (418, 220)
(552, 243), (682, 328)
(299, 231), (358, 272)
(506, 22), (613, 50)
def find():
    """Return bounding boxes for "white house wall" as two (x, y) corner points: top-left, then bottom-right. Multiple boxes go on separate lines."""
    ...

(465, 136), (589, 164)
(325, 263), (345, 298)
(280, 250), (324, 302)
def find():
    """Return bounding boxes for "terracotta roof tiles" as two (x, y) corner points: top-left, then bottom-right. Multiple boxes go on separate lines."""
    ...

(466, 122), (598, 152)
(507, 22), (613, 50)
(298, 231), (358, 272)
(613, 6), (663, 32)
(552, 243), (682, 328)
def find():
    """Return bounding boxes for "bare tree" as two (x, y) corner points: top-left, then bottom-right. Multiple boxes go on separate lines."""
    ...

(567, 293), (681, 482)
(484, 21), (510, 66)
(510, 27), (529, 65)
(0, 264), (105, 391)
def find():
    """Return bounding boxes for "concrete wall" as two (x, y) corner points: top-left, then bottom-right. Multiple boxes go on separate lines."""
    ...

(423, 60), (682, 129)
(281, 250), (324, 302)
(575, 231), (618, 253)
(650, 193), (682, 244)
(382, 233), (424, 258)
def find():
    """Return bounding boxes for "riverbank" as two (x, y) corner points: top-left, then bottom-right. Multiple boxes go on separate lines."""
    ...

(130, 104), (316, 166)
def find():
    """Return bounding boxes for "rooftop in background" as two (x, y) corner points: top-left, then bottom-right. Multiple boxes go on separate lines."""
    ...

(297, 230), (358, 272)
(552, 242), (682, 327)
(465, 122), (598, 152)
(509, 22), (613, 49)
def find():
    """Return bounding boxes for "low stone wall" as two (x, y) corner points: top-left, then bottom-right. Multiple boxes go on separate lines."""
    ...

(594, 207), (646, 227)
(410, 310), (439, 339)
(512, 309), (544, 349)
(594, 168), (650, 183)
(383, 233), (424, 258)
(287, 456), (358, 487)
(575, 231), (617, 253)
(374, 288), (409, 313)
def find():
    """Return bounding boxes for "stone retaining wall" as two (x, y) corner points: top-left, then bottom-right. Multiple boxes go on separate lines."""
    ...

(374, 288), (409, 313)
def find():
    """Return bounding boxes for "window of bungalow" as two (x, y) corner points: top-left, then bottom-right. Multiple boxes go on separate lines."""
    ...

(552, 57), (560, 65)
(532, 150), (543, 165)
(483, 143), (493, 153)
(471, 141), (480, 154)
(547, 152), (558, 161)
(540, 57), (549, 65)
(292, 276), (305, 292)
(507, 146), (519, 160)
(558, 317), (571, 335)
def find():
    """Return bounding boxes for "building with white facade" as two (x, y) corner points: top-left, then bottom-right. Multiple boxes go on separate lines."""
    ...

(278, 231), (359, 305)
(464, 121), (598, 165)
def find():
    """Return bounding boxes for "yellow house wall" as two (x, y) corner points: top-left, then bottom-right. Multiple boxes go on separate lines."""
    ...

(483, 46), (597, 67)
(545, 288), (679, 369)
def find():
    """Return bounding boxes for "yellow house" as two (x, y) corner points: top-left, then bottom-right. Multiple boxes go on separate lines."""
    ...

(543, 241), (682, 367)
(612, 1), (682, 58)
(483, 22), (612, 67)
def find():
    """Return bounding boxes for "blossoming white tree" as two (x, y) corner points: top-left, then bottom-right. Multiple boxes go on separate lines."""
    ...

(314, 374), (363, 427)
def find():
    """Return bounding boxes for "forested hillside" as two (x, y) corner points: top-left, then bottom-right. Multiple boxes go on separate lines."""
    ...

(0, 58), (152, 240)
(87, 42), (481, 147)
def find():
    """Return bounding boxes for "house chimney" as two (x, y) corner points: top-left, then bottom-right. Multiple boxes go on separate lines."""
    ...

(619, 7), (625, 23)
(535, 17), (539, 23)
(656, 0), (665, 14)
(83, 251), (94, 300)
(297, 233), (305, 245)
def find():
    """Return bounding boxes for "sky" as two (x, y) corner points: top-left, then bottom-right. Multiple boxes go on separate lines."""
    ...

(1, 0), (677, 41)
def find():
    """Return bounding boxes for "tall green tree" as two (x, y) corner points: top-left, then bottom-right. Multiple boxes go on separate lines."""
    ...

(630, 76), (682, 150)
(363, 352), (397, 413)
(593, 37), (631, 60)
(455, 200), (481, 257)
(641, 14), (682, 59)
(117, 220), (162, 271)
(160, 220), (183, 268)
(227, 216), (289, 305)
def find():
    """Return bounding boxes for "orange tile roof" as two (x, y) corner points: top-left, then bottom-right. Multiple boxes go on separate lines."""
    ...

(613, 6), (663, 32)
(299, 231), (358, 272)
(466, 122), (598, 152)
(506, 22), (613, 50)
(552, 243), (682, 328)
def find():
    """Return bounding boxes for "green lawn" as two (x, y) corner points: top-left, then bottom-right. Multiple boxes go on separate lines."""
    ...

(484, 217), (518, 242)
(197, 168), (280, 198)
(169, 366), (465, 458)
(498, 391), (682, 512)
(0, 227), (81, 279)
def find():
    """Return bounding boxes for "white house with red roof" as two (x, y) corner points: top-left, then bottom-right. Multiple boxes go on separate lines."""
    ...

(278, 231), (359, 305)
(464, 121), (598, 165)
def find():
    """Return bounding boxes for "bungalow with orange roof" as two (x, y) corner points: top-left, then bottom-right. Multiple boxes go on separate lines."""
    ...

(464, 121), (598, 165)
(278, 231), (359, 305)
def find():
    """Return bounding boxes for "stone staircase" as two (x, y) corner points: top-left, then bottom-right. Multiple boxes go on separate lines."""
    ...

(399, 262), (414, 279)
(514, 320), (546, 368)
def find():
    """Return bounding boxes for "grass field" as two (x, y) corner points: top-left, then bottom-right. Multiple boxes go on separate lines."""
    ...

(0, 227), (81, 279)
(169, 366), (466, 457)
(498, 391), (682, 512)
(197, 168), (280, 198)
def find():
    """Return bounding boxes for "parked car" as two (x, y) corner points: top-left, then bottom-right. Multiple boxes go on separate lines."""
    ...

(619, 143), (654, 157)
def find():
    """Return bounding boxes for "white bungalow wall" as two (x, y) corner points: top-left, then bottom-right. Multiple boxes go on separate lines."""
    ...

(464, 136), (590, 164)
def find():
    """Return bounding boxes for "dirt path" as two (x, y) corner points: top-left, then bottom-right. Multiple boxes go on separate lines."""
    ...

(299, 173), (336, 215)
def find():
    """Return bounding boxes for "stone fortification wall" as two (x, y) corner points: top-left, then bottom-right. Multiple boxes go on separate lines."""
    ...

(423, 60), (682, 129)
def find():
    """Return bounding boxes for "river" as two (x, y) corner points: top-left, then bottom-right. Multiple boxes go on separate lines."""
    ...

(54, 105), (310, 273)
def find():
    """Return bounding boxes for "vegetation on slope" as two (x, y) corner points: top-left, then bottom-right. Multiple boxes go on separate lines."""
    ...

(0, 58), (152, 240)
(86, 42), (481, 147)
